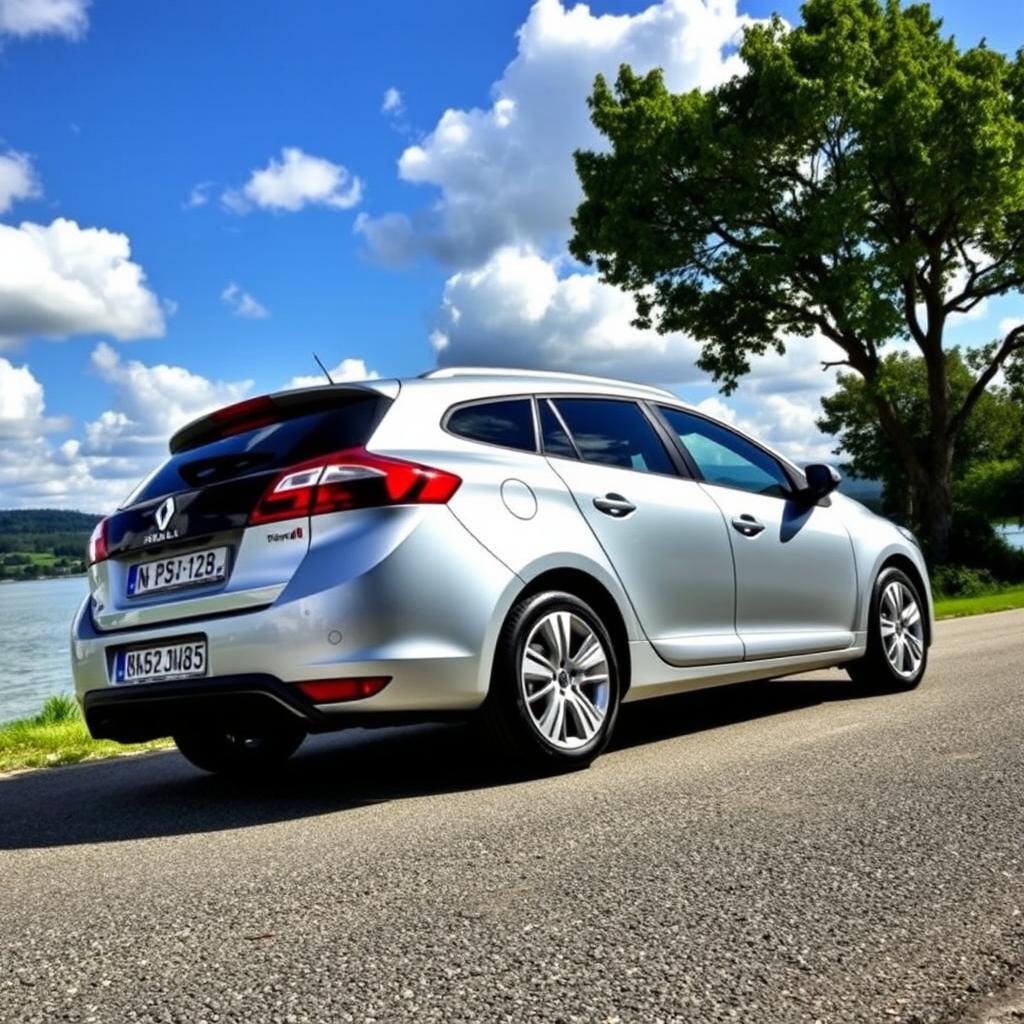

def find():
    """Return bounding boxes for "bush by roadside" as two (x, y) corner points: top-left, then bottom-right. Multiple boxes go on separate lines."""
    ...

(0, 694), (170, 774)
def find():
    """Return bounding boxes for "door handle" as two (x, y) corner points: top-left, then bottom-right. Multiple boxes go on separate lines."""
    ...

(731, 514), (765, 537)
(593, 493), (636, 517)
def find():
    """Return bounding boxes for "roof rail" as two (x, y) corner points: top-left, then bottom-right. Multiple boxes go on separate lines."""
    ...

(419, 366), (677, 400)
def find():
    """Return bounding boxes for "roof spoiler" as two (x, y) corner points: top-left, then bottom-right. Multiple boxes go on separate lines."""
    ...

(169, 383), (388, 455)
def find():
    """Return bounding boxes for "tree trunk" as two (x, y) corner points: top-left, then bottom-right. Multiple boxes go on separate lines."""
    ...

(913, 442), (955, 563)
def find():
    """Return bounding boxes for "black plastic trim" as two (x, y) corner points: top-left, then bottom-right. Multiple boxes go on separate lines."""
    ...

(82, 674), (469, 743)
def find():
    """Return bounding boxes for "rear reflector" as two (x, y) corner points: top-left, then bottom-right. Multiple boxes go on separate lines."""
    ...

(249, 447), (461, 525)
(296, 677), (391, 703)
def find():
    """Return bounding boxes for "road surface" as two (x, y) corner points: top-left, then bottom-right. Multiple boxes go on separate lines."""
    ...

(2, 611), (1023, 1024)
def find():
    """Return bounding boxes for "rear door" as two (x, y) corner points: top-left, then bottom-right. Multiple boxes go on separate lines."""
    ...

(542, 397), (742, 667)
(655, 406), (858, 659)
(90, 389), (390, 631)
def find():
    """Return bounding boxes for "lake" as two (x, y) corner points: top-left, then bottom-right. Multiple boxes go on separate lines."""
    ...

(0, 576), (86, 724)
(0, 522), (1021, 726)
(997, 524), (1024, 551)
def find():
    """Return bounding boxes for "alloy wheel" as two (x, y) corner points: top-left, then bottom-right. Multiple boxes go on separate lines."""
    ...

(520, 610), (611, 750)
(879, 580), (925, 679)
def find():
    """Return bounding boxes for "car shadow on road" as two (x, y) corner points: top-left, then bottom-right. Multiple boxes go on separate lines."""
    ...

(0, 674), (859, 850)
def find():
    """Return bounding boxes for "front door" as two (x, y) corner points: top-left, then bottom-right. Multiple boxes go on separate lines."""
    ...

(655, 405), (858, 660)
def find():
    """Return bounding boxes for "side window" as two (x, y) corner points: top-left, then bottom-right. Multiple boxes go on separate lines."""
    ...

(538, 399), (578, 459)
(553, 398), (675, 475)
(446, 399), (537, 452)
(658, 406), (792, 498)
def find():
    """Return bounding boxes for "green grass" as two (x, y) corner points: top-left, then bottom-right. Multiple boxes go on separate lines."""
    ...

(0, 694), (171, 774)
(933, 586), (1024, 620)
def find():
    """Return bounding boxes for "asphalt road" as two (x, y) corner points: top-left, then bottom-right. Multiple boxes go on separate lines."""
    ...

(2, 611), (1023, 1024)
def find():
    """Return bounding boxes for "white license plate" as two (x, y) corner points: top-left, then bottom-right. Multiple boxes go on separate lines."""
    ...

(126, 546), (228, 597)
(114, 639), (208, 685)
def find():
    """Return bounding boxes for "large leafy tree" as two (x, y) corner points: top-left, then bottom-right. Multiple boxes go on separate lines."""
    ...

(570, 0), (1024, 560)
(818, 349), (1024, 527)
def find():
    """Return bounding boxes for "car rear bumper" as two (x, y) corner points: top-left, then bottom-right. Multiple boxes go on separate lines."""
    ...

(82, 674), (471, 743)
(71, 506), (519, 733)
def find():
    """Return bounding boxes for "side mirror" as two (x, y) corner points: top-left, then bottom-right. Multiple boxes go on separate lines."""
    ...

(801, 463), (841, 503)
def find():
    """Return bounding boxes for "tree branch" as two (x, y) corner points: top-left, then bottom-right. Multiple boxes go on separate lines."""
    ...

(949, 323), (1024, 439)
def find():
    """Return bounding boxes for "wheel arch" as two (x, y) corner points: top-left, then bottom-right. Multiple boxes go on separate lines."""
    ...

(513, 568), (633, 697)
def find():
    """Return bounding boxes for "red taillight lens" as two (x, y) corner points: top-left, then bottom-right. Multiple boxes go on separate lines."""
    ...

(296, 677), (391, 703)
(87, 518), (109, 566)
(249, 448), (461, 525)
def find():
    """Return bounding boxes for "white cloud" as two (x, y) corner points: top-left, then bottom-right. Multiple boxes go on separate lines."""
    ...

(381, 87), (404, 115)
(221, 282), (269, 319)
(0, 0), (88, 39)
(0, 151), (41, 213)
(182, 181), (213, 210)
(431, 246), (706, 383)
(0, 356), (67, 440)
(87, 342), (253, 449)
(0, 347), (255, 511)
(357, 0), (753, 268)
(0, 218), (165, 346)
(285, 357), (379, 391)
(223, 148), (363, 214)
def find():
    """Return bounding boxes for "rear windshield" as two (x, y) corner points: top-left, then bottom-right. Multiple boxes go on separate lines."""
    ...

(121, 395), (386, 508)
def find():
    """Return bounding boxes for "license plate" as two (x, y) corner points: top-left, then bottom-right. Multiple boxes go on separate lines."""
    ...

(114, 639), (208, 685)
(126, 546), (228, 597)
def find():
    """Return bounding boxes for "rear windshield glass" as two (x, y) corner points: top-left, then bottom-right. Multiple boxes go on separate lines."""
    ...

(121, 395), (385, 507)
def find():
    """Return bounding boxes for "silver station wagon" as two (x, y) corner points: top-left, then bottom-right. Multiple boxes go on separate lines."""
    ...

(71, 368), (932, 774)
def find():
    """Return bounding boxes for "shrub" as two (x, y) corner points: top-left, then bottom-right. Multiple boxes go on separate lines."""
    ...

(945, 507), (1024, 585)
(33, 694), (81, 726)
(931, 565), (999, 598)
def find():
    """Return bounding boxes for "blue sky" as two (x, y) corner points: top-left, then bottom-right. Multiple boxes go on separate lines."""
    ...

(1, 0), (1021, 511)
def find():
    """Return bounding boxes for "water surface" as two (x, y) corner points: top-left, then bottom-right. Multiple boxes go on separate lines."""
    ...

(0, 577), (86, 724)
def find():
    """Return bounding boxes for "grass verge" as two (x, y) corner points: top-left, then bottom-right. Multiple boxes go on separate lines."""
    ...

(933, 586), (1024, 620)
(0, 694), (170, 774)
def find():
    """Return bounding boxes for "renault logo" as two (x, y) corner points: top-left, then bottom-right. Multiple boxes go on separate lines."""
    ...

(154, 496), (175, 531)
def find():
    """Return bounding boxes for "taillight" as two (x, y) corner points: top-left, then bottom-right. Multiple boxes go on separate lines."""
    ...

(296, 677), (391, 703)
(87, 518), (109, 566)
(249, 447), (461, 526)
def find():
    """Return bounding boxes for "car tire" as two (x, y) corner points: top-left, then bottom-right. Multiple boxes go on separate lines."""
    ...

(846, 566), (928, 692)
(172, 722), (306, 775)
(479, 590), (621, 773)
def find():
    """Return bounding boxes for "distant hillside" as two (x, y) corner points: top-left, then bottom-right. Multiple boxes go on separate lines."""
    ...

(0, 509), (102, 535)
(837, 477), (883, 511)
(0, 509), (100, 578)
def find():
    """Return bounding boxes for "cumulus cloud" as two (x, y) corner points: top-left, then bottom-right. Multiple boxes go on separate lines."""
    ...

(87, 342), (253, 450)
(0, 356), (67, 440)
(431, 246), (705, 383)
(0, 151), (41, 213)
(0, 346), (257, 510)
(285, 357), (379, 391)
(221, 282), (269, 319)
(0, 0), (89, 39)
(357, 0), (753, 268)
(0, 218), (165, 346)
(222, 148), (363, 214)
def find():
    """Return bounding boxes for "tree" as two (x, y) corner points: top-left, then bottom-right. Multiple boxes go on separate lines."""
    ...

(570, 0), (1024, 560)
(818, 349), (1024, 529)
(957, 460), (1024, 526)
